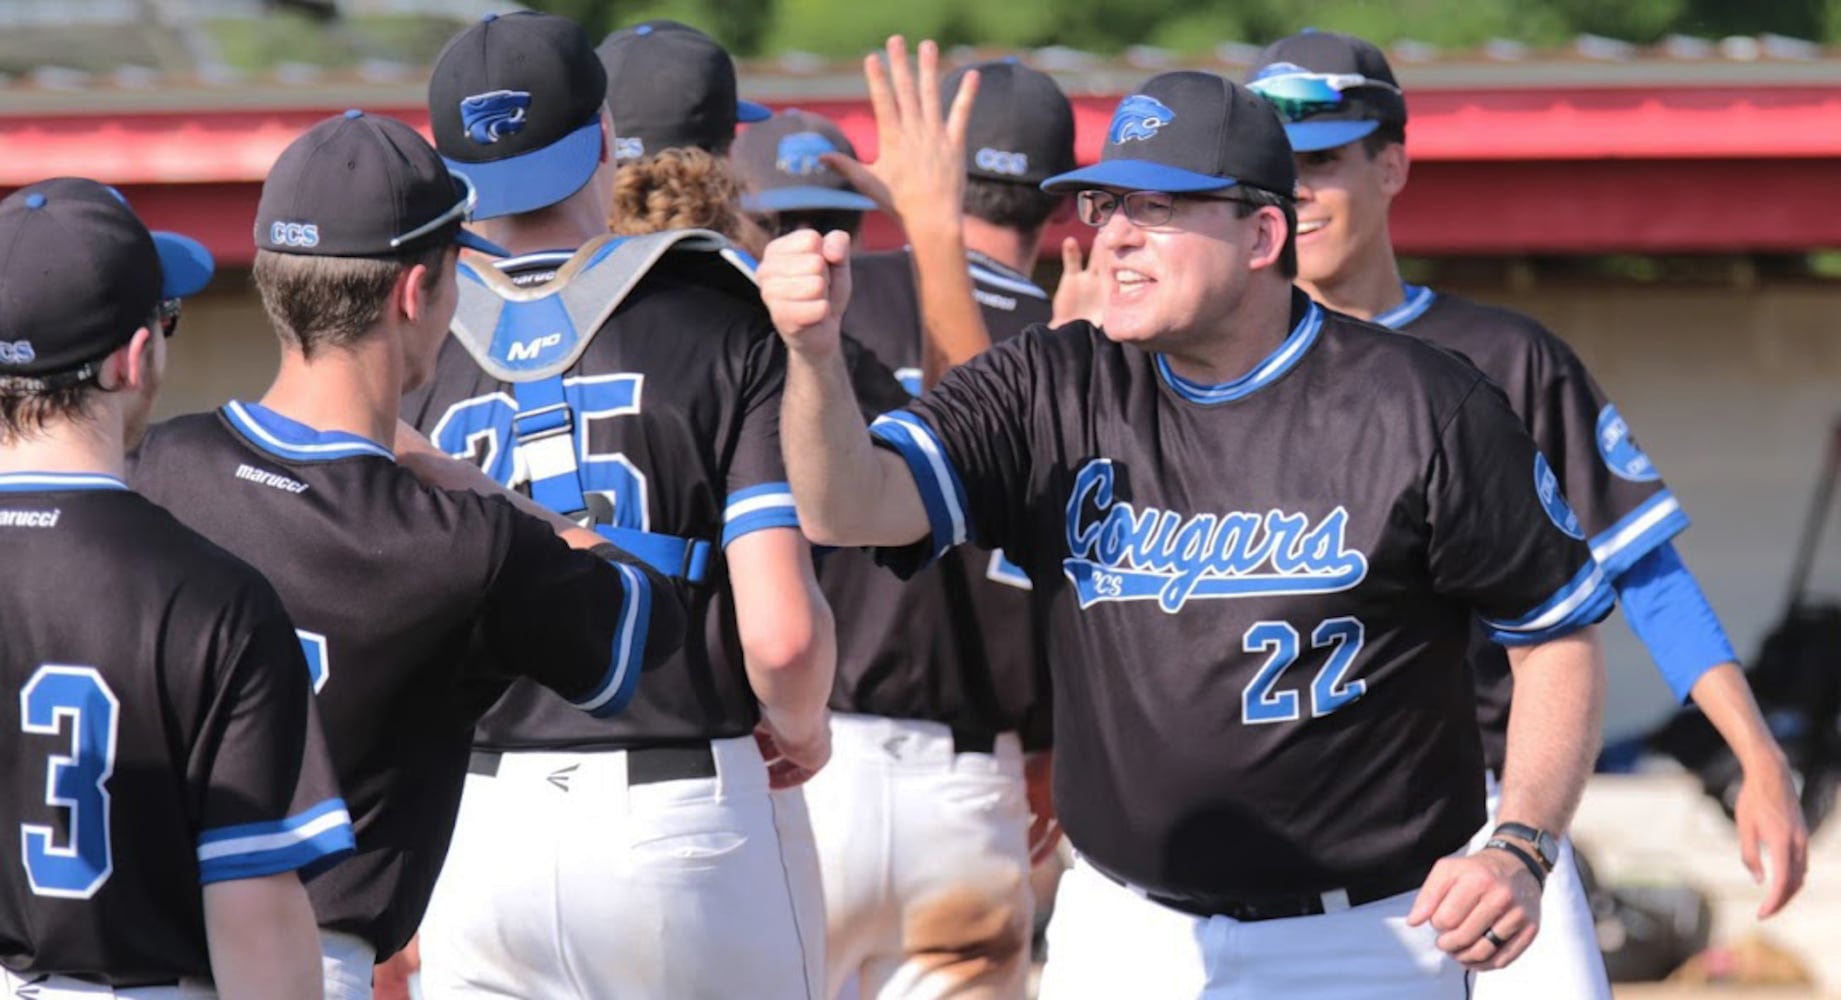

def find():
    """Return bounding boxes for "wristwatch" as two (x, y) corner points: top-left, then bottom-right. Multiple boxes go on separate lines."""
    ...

(1492, 822), (1559, 872)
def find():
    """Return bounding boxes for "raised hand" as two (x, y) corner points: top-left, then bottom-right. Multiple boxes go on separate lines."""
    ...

(1051, 236), (1107, 328)
(821, 36), (979, 236)
(758, 228), (854, 358)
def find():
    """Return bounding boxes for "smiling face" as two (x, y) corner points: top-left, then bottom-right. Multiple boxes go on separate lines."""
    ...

(1092, 187), (1287, 355)
(1292, 138), (1407, 289)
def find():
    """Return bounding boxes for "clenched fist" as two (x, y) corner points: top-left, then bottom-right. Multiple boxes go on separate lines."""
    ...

(758, 228), (854, 359)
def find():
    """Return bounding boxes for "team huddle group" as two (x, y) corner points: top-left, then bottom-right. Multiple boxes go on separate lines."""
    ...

(0, 10), (1813, 1000)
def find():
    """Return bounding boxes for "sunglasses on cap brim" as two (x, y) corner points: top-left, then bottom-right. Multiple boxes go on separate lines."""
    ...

(389, 170), (481, 250)
(1247, 71), (1401, 124)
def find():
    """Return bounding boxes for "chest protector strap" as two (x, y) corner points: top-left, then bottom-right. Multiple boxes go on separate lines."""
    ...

(447, 229), (758, 584)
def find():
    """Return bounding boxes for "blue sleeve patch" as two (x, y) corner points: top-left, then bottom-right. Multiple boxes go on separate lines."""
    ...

(868, 411), (970, 561)
(1482, 560), (1614, 647)
(721, 482), (801, 547)
(571, 562), (650, 717)
(195, 798), (355, 885)
(1596, 404), (1662, 483)
(1614, 542), (1738, 702)
(1534, 452), (1585, 541)
(1591, 490), (1690, 581)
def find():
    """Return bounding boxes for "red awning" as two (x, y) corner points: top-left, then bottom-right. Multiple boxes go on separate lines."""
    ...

(6, 82), (1840, 263)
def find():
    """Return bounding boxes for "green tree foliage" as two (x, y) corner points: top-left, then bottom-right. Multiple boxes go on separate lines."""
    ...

(520, 0), (1841, 56)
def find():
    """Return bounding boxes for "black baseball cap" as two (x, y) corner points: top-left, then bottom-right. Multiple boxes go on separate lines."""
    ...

(596, 20), (771, 161)
(428, 12), (609, 220)
(943, 60), (1075, 187)
(1041, 71), (1295, 198)
(257, 110), (504, 258)
(0, 178), (162, 380)
(733, 110), (877, 213)
(56, 180), (214, 300)
(1247, 30), (1407, 153)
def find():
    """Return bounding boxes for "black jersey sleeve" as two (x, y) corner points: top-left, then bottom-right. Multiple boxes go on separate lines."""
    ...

(188, 584), (353, 885)
(1527, 339), (1688, 582)
(473, 495), (686, 718)
(721, 330), (803, 548)
(867, 331), (1039, 575)
(1426, 378), (1615, 647)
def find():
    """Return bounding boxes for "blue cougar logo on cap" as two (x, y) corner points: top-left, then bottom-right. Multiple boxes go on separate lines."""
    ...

(460, 90), (531, 145)
(1109, 95), (1175, 144)
(776, 132), (838, 177)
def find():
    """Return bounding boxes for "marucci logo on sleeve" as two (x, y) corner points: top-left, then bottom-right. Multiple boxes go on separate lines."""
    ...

(235, 464), (311, 494)
(1061, 459), (1368, 613)
(0, 508), (60, 528)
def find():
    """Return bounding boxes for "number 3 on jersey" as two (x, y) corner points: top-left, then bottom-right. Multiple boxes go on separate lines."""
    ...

(18, 665), (119, 898)
(1241, 617), (1367, 724)
(429, 374), (648, 528)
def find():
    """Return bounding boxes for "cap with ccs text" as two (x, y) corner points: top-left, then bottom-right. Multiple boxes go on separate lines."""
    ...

(257, 110), (503, 258)
(0, 178), (163, 379)
(944, 60), (1075, 187)
(429, 11), (609, 220)
(596, 20), (771, 161)
(733, 109), (877, 213)
(1247, 30), (1407, 153)
(1041, 71), (1295, 197)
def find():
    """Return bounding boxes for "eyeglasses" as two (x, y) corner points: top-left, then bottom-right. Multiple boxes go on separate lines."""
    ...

(1075, 189), (1259, 229)
(1246, 69), (1401, 124)
(156, 298), (181, 339)
(390, 170), (480, 250)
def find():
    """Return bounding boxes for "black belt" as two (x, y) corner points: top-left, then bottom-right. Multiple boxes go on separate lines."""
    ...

(1092, 859), (1434, 923)
(468, 745), (717, 785)
(64, 974), (182, 989)
(951, 728), (997, 754)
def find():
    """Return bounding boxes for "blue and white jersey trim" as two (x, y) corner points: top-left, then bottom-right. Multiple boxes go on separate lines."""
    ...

(969, 261), (1049, 300)
(572, 562), (650, 717)
(223, 401), (395, 463)
(1482, 560), (1614, 647)
(1371, 283), (1437, 330)
(0, 472), (128, 494)
(1590, 490), (1689, 582)
(1156, 301), (1325, 405)
(195, 797), (355, 884)
(869, 411), (970, 560)
(721, 482), (801, 546)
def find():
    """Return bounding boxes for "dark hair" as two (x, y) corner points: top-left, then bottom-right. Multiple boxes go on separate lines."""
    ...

(1361, 122), (1406, 158)
(963, 177), (1062, 236)
(252, 244), (451, 359)
(1233, 187), (1298, 280)
(0, 377), (100, 444)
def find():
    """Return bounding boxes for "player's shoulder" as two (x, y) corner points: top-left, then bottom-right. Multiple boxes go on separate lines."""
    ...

(1313, 304), (1494, 408)
(134, 409), (238, 466)
(1409, 290), (1585, 373)
(612, 246), (775, 339)
(108, 491), (293, 622)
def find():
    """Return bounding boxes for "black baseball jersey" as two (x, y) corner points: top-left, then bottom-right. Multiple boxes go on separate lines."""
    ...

(829, 249), (1051, 744)
(0, 472), (352, 984)
(1376, 285), (1687, 772)
(402, 248), (799, 750)
(128, 401), (684, 956)
(868, 292), (1613, 897)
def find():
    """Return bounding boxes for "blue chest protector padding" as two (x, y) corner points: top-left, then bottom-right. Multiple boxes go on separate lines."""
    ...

(446, 229), (761, 583)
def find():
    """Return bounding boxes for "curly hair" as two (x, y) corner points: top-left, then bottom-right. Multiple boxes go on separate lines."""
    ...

(608, 147), (768, 253)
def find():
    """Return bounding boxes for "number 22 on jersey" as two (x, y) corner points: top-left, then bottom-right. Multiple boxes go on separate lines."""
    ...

(18, 665), (119, 898)
(1241, 617), (1367, 724)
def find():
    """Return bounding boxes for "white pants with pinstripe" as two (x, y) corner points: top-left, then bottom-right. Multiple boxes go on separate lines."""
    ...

(417, 735), (825, 999)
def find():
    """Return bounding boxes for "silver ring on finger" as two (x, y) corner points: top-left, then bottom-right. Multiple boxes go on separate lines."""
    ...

(1482, 928), (1508, 949)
